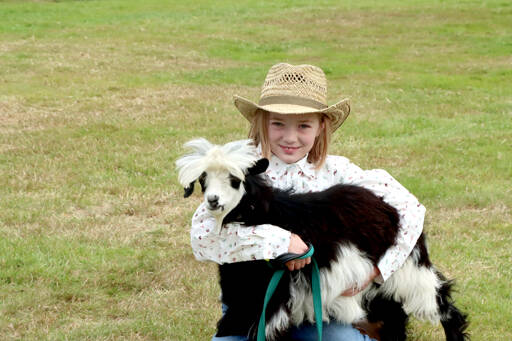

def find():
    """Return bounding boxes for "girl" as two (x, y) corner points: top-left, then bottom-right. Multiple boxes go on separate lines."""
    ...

(190, 63), (425, 341)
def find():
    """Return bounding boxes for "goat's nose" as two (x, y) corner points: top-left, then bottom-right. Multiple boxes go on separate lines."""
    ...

(207, 195), (219, 207)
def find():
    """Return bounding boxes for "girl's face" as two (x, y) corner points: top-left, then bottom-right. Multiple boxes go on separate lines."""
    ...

(268, 112), (324, 164)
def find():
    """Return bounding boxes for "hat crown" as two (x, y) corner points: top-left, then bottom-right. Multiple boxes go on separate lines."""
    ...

(233, 62), (350, 134)
(260, 63), (328, 105)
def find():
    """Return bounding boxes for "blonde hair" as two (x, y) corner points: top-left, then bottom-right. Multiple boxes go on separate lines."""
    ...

(248, 109), (332, 169)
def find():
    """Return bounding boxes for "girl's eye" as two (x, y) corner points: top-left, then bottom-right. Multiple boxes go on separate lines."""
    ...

(299, 124), (311, 129)
(271, 121), (284, 127)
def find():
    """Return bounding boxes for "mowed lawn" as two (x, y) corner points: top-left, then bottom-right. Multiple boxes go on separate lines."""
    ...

(0, 0), (510, 340)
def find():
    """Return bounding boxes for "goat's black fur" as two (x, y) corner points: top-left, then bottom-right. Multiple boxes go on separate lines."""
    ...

(215, 159), (469, 341)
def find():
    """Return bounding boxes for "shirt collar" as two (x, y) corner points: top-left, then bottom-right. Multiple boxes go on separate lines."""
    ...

(265, 150), (317, 180)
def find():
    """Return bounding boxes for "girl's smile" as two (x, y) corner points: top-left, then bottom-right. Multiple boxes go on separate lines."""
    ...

(280, 145), (300, 154)
(268, 112), (324, 164)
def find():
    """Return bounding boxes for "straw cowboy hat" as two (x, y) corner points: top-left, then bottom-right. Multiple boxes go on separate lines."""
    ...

(234, 63), (350, 133)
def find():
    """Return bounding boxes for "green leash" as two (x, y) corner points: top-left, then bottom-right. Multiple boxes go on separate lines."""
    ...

(257, 245), (323, 341)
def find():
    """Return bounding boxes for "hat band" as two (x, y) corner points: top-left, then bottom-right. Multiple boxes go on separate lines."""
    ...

(258, 95), (327, 110)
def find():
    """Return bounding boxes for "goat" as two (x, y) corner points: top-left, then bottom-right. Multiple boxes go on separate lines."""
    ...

(176, 138), (469, 341)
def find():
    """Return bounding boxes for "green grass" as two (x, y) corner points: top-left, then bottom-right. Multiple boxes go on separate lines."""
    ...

(1, 0), (511, 339)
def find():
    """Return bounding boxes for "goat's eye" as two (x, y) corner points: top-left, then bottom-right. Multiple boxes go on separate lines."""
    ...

(229, 175), (241, 189)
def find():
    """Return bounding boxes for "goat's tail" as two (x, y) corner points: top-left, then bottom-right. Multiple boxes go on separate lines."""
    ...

(436, 272), (470, 341)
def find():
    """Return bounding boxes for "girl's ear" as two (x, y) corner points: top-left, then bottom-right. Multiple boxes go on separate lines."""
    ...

(247, 158), (269, 175)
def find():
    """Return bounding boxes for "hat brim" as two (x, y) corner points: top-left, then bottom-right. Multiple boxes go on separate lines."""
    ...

(233, 95), (350, 133)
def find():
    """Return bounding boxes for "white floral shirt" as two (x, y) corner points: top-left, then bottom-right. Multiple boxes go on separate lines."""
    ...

(190, 153), (425, 282)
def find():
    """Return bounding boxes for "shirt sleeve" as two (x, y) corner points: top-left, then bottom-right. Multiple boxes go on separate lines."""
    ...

(331, 157), (426, 282)
(190, 202), (292, 264)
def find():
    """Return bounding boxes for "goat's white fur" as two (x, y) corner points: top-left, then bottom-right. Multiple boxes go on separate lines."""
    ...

(176, 138), (258, 187)
(266, 307), (290, 340)
(176, 138), (259, 223)
(289, 244), (372, 326)
(371, 260), (441, 323)
(287, 243), (442, 330)
(202, 169), (246, 223)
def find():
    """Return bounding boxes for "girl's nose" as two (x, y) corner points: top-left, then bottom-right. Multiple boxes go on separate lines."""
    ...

(283, 127), (298, 143)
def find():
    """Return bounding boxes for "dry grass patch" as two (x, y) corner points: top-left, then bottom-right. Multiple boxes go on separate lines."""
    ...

(1, 83), (251, 134)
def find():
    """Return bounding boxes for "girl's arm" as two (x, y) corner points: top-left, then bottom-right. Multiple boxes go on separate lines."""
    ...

(331, 156), (426, 282)
(191, 202), (292, 264)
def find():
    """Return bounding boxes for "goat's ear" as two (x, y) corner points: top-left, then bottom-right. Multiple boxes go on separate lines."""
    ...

(247, 158), (269, 175)
(183, 181), (195, 198)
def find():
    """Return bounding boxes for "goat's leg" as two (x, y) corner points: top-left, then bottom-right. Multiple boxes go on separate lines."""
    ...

(364, 291), (408, 341)
(368, 254), (469, 340)
(435, 270), (470, 341)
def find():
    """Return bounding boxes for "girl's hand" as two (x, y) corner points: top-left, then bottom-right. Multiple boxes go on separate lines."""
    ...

(285, 233), (311, 271)
(341, 266), (381, 297)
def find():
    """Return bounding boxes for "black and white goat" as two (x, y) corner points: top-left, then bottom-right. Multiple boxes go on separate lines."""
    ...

(176, 138), (469, 341)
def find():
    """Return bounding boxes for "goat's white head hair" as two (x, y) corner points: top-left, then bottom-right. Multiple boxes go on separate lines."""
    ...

(176, 138), (267, 222)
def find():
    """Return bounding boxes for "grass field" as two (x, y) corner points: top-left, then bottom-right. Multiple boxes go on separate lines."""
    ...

(1, 0), (511, 340)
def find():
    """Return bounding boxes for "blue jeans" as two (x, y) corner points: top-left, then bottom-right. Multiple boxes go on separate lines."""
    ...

(212, 322), (375, 341)
(212, 305), (375, 341)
